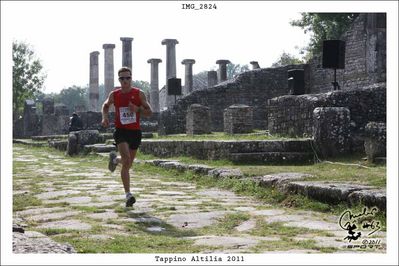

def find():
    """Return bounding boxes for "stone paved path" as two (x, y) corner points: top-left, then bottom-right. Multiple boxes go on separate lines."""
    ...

(13, 145), (386, 253)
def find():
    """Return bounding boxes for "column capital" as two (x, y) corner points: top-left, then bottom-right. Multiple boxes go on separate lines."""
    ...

(120, 37), (134, 42)
(103, 44), (116, 49)
(147, 58), (162, 64)
(162, 39), (179, 46)
(90, 51), (100, 56)
(216, 59), (231, 65)
(181, 59), (196, 65)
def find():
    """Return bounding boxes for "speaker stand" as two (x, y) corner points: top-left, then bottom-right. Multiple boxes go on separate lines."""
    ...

(332, 68), (340, 91)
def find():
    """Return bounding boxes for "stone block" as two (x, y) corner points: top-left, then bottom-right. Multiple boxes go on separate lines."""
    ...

(364, 122), (386, 163)
(313, 107), (351, 158)
(186, 104), (211, 135)
(224, 104), (253, 134)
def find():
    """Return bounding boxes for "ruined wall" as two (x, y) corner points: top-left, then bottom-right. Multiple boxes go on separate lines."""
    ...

(308, 13), (386, 93)
(159, 65), (307, 134)
(267, 83), (386, 150)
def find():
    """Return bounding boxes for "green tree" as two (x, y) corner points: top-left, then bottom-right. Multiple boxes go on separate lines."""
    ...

(132, 80), (150, 93)
(13, 41), (47, 114)
(290, 13), (359, 56)
(271, 52), (304, 67)
(227, 63), (250, 79)
(54, 85), (88, 113)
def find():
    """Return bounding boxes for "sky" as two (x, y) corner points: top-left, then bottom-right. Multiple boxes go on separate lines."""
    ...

(2, 1), (313, 93)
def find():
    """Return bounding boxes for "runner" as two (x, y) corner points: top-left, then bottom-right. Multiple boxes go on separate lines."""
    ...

(101, 66), (153, 207)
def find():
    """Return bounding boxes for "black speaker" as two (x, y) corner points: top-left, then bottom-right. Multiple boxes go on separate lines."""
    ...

(167, 78), (182, 95)
(287, 69), (305, 95)
(322, 40), (346, 69)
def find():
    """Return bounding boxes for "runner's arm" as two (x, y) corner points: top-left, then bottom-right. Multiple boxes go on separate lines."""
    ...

(101, 91), (114, 127)
(138, 91), (153, 118)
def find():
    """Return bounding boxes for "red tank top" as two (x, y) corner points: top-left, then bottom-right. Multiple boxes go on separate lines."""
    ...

(113, 87), (142, 130)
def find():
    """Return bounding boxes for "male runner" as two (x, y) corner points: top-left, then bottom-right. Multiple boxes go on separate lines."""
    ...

(101, 66), (152, 207)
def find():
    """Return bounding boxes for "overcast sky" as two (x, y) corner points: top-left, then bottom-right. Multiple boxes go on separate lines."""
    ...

(1, 1), (317, 93)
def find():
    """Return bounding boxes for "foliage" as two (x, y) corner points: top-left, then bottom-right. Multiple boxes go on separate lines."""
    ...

(53, 85), (89, 113)
(132, 80), (150, 93)
(227, 63), (250, 79)
(12, 41), (47, 114)
(271, 52), (304, 67)
(290, 13), (359, 57)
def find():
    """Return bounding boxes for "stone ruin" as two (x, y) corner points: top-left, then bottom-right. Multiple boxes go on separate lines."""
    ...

(14, 13), (386, 161)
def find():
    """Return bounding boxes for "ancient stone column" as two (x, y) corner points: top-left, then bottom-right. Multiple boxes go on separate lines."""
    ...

(207, 70), (217, 88)
(102, 44), (115, 99)
(216, 59), (231, 83)
(162, 39), (179, 107)
(147, 58), (162, 113)
(89, 51), (100, 112)
(120, 37), (133, 69)
(250, 61), (260, 69)
(181, 59), (195, 95)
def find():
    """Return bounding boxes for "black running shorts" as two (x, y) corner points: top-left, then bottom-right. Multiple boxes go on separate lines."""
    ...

(113, 128), (142, 150)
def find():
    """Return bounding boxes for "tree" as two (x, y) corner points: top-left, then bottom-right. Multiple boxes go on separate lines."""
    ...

(132, 80), (150, 93)
(13, 41), (47, 114)
(271, 52), (304, 67)
(290, 13), (359, 56)
(54, 85), (88, 113)
(227, 63), (250, 79)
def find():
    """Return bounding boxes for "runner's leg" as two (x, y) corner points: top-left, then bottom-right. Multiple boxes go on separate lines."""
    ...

(117, 142), (131, 193)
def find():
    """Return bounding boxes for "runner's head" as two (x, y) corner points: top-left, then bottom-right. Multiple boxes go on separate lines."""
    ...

(118, 67), (132, 88)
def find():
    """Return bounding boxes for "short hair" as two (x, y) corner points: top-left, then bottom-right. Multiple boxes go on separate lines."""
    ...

(118, 67), (132, 76)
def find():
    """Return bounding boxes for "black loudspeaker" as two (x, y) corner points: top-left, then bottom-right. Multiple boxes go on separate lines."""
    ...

(287, 69), (305, 95)
(322, 40), (346, 69)
(167, 78), (182, 95)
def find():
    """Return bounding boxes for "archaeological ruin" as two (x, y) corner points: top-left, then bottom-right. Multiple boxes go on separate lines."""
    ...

(13, 13), (386, 163)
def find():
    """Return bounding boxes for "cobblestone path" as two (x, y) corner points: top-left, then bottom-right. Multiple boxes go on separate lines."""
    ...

(13, 145), (386, 253)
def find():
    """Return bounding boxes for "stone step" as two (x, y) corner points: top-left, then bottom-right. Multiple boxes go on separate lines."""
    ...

(83, 144), (116, 153)
(229, 152), (314, 164)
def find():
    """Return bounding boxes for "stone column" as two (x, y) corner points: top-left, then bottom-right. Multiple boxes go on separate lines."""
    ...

(89, 51), (100, 112)
(120, 37), (133, 69)
(181, 59), (195, 95)
(102, 44), (115, 99)
(216, 59), (231, 83)
(207, 71), (218, 88)
(162, 39), (179, 107)
(147, 58), (162, 113)
(250, 61), (260, 69)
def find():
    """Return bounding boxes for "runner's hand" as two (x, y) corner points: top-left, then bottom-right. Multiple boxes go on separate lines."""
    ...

(128, 102), (139, 113)
(101, 118), (109, 128)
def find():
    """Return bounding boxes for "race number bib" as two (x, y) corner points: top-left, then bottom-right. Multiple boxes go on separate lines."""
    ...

(119, 107), (136, 125)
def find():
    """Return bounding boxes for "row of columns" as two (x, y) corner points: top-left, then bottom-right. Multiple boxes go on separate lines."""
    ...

(89, 37), (260, 112)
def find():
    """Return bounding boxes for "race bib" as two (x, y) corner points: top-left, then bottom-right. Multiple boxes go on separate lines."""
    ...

(119, 107), (136, 125)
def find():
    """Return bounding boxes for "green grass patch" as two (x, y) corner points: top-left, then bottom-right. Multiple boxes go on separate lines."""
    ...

(13, 194), (42, 211)
(52, 234), (206, 253)
(199, 213), (251, 235)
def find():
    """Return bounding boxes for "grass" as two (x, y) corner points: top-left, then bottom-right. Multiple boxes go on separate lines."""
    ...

(136, 150), (386, 188)
(12, 143), (386, 254)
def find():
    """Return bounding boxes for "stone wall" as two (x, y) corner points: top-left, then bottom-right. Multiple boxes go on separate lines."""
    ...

(159, 65), (307, 134)
(307, 13), (386, 93)
(140, 139), (313, 161)
(267, 83), (386, 151)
